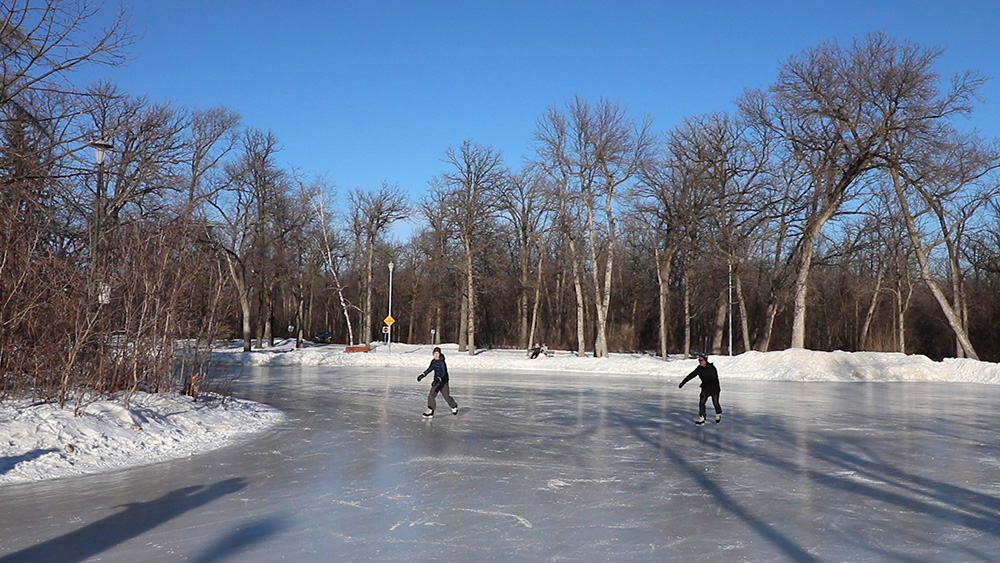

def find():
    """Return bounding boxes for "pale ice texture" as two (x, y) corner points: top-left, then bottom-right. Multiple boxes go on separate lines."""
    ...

(4, 343), (997, 486)
(1, 344), (999, 561)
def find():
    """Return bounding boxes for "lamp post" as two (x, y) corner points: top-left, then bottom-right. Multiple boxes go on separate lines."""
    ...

(89, 139), (112, 304)
(387, 261), (394, 352)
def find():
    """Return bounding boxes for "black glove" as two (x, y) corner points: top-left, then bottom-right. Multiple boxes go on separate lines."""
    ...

(417, 373), (426, 382)
(678, 382), (684, 389)
(432, 378), (443, 388)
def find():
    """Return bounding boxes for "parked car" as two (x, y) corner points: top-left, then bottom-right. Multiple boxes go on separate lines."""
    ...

(314, 331), (333, 344)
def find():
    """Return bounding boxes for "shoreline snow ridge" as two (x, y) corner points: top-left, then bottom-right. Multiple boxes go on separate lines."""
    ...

(214, 341), (1000, 384)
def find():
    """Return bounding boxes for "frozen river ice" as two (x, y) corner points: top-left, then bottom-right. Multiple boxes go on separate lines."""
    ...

(1, 366), (999, 561)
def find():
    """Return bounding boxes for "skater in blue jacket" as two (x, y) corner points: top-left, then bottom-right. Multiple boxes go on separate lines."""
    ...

(417, 347), (458, 418)
(679, 353), (722, 425)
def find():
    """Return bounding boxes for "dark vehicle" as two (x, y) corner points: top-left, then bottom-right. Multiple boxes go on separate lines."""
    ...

(314, 331), (333, 344)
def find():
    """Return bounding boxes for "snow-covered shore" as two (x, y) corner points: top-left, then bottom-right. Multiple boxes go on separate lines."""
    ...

(216, 340), (1000, 385)
(3, 343), (998, 486)
(0, 392), (284, 486)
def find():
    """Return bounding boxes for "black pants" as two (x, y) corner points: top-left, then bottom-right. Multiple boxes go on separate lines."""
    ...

(428, 382), (458, 412)
(699, 390), (722, 418)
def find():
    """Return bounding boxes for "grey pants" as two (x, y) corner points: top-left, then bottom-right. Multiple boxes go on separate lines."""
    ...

(428, 382), (458, 412)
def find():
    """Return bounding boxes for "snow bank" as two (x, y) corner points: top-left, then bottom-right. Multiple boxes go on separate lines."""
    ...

(0, 393), (284, 486)
(212, 341), (1000, 384)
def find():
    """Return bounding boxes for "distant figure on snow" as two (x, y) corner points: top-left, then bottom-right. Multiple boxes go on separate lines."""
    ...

(530, 343), (542, 359)
(417, 347), (458, 418)
(679, 353), (722, 425)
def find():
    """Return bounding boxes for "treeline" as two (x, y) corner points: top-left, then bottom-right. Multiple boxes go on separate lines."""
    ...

(3, 3), (1000, 405)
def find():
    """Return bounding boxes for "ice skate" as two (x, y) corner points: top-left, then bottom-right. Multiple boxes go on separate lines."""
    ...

(451, 406), (458, 415)
(694, 416), (706, 426)
(422, 409), (434, 419)
(715, 414), (722, 424)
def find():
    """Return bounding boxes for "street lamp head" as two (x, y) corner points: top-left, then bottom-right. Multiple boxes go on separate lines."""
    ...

(388, 262), (394, 272)
(89, 140), (113, 165)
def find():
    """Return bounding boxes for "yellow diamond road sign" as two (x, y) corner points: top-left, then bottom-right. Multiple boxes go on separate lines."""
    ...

(384, 315), (395, 326)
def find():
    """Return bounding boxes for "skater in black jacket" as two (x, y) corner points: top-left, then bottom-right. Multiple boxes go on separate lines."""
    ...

(679, 353), (722, 425)
(417, 347), (458, 418)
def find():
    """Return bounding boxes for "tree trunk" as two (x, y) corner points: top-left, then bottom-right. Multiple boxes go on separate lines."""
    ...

(711, 286), (727, 354)
(655, 246), (676, 360)
(363, 241), (374, 346)
(433, 304), (442, 345)
(518, 244), (530, 349)
(790, 203), (838, 349)
(736, 272), (751, 353)
(758, 299), (777, 353)
(465, 245), (476, 355)
(859, 263), (884, 350)
(570, 242), (586, 357)
(224, 256), (253, 352)
(683, 270), (692, 358)
(587, 193), (615, 358)
(891, 168), (979, 359)
(458, 292), (468, 352)
(527, 250), (545, 352)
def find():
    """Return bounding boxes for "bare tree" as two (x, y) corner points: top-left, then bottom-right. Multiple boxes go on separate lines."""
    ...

(417, 187), (459, 345)
(740, 33), (935, 349)
(182, 106), (241, 205)
(495, 164), (554, 350)
(536, 96), (652, 357)
(886, 137), (999, 360)
(313, 184), (357, 345)
(536, 109), (588, 356)
(205, 129), (291, 352)
(1, 0), (133, 126)
(635, 135), (701, 359)
(666, 112), (776, 355)
(348, 182), (408, 346)
(438, 140), (506, 354)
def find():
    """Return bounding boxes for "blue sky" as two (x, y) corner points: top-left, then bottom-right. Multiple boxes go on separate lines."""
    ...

(79, 0), (1000, 204)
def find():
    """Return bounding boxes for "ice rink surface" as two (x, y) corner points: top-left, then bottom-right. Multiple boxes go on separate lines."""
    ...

(2, 366), (999, 562)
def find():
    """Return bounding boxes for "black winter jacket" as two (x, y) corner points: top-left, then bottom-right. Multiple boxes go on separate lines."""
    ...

(679, 362), (720, 394)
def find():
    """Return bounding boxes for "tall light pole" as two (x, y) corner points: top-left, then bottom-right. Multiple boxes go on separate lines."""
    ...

(387, 261), (394, 352)
(89, 139), (112, 304)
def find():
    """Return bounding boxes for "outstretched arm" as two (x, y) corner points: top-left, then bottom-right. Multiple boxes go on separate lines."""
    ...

(417, 362), (433, 381)
(678, 371), (697, 388)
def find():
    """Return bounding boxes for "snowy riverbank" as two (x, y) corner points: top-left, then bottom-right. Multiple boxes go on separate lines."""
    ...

(216, 341), (1000, 384)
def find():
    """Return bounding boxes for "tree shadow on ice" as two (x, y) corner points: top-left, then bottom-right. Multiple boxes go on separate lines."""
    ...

(805, 432), (1000, 556)
(609, 405), (820, 563)
(0, 477), (248, 563)
(612, 401), (1000, 560)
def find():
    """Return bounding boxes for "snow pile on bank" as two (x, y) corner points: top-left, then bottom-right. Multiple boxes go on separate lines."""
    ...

(213, 341), (1000, 384)
(0, 393), (284, 486)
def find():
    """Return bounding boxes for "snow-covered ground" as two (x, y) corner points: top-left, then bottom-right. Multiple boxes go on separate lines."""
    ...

(216, 340), (1000, 384)
(0, 392), (284, 486)
(3, 342), (999, 487)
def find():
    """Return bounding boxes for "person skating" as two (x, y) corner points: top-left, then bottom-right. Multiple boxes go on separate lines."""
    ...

(417, 346), (458, 418)
(679, 353), (722, 425)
